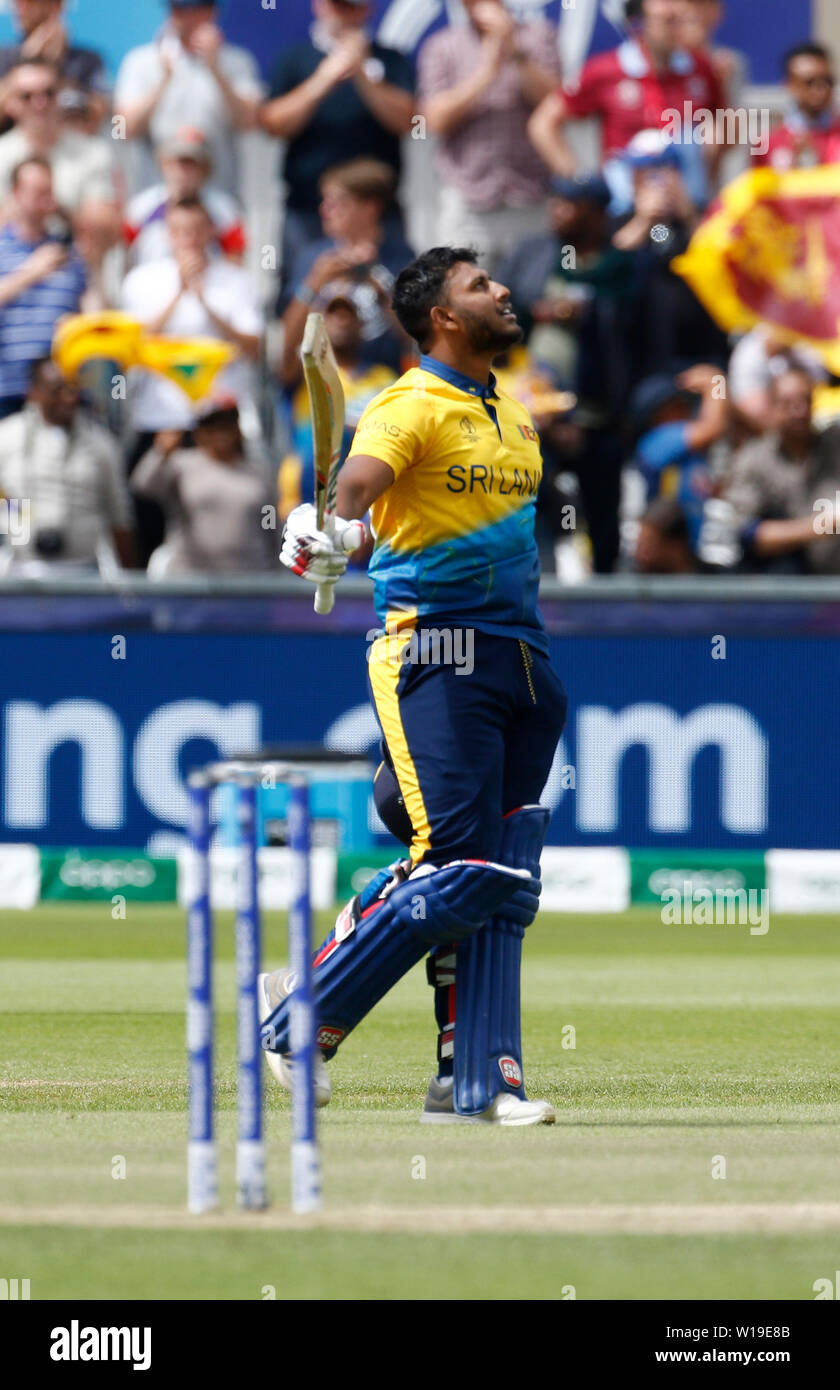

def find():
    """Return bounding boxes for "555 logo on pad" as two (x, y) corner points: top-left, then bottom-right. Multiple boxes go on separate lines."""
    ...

(498, 1056), (522, 1088)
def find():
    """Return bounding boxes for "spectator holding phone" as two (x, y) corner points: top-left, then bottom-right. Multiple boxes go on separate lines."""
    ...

(280, 158), (413, 377)
(612, 130), (728, 376)
(0, 357), (134, 573)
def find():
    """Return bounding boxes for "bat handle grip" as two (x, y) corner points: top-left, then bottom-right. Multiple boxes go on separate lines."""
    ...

(314, 582), (335, 615)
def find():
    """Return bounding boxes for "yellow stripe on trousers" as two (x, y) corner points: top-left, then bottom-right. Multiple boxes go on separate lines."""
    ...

(368, 632), (433, 864)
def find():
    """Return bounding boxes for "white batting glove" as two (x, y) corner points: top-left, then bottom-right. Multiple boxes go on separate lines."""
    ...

(280, 503), (365, 585)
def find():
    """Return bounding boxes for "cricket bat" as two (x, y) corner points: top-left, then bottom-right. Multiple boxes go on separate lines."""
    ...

(301, 313), (348, 616)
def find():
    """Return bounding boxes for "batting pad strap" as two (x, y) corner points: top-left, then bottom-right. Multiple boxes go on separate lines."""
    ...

(397, 860), (539, 947)
(426, 948), (456, 989)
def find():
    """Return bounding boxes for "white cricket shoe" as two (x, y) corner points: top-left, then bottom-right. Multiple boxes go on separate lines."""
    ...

(258, 970), (332, 1108)
(420, 1075), (555, 1126)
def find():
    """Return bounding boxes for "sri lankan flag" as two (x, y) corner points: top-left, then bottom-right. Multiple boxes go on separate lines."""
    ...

(672, 165), (840, 374)
(52, 312), (238, 404)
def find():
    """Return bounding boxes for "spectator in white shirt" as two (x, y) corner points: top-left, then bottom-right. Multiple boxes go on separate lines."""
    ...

(0, 356), (135, 573)
(120, 195), (263, 562)
(0, 58), (117, 213)
(114, 0), (262, 198)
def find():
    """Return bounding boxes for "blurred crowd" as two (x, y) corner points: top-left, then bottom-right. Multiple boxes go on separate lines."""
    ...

(1, 0), (840, 580)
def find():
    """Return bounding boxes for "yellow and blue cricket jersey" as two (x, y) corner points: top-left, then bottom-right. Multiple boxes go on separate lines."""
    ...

(348, 354), (548, 653)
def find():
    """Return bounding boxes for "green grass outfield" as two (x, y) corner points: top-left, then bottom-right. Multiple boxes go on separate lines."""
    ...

(1, 904), (838, 1301)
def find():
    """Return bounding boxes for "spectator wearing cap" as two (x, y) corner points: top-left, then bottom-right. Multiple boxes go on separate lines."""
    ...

(0, 58), (117, 213)
(528, 0), (724, 214)
(280, 157), (413, 376)
(497, 171), (638, 572)
(418, 0), (560, 275)
(723, 368), (840, 575)
(123, 126), (246, 269)
(632, 363), (728, 559)
(758, 43), (840, 171)
(0, 156), (86, 418)
(0, 0), (109, 129)
(261, 0), (413, 283)
(279, 292), (396, 530)
(121, 195), (263, 563)
(0, 357), (135, 574)
(131, 397), (276, 575)
(114, 1), (262, 199)
(612, 128), (728, 375)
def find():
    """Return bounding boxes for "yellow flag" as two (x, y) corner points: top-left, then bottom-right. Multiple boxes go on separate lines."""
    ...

(52, 313), (239, 403)
(52, 312), (144, 378)
(672, 165), (840, 374)
(136, 337), (237, 403)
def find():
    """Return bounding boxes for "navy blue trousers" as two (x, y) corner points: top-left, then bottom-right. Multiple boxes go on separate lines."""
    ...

(368, 624), (567, 866)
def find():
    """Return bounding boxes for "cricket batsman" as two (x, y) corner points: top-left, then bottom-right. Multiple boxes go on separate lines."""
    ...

(263, 247), (567, 1125)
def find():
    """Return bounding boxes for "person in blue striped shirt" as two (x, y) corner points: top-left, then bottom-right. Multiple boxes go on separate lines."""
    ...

(0, 154), (85, 417)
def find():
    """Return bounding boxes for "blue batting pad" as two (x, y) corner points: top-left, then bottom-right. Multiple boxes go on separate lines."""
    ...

(453, 806), (550, 1115)
(262, 859), (537, 1059)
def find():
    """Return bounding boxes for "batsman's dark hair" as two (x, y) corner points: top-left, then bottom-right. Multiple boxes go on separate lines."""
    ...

(391, 246), (478, 351)
(783, 42), (833, 75)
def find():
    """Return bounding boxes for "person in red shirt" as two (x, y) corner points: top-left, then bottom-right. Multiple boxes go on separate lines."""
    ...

(528, 0), (723, 211)
(758, 44), (840, 171)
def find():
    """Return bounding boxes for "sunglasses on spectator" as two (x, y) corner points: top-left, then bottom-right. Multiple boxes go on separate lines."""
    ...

(796, 75), (834, 88)
(18, 86), (58, 101)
